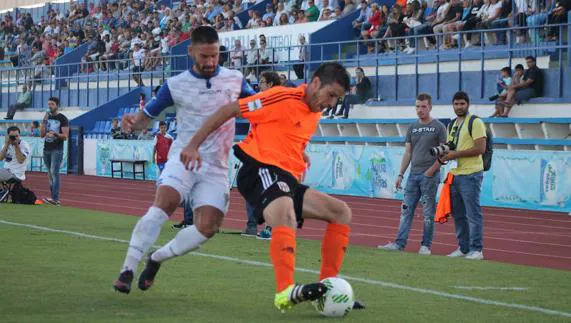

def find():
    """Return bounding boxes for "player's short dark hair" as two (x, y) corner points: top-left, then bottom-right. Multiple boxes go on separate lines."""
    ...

(48, 96), (60, 106)
(7, 126), (20, 134)
(191, 26), (219, 44)
(32, 121), (39, 127)
(452, 91), (470, 105)
(416, 93), (432, 105)
(525, 56), (536, 62)
(159, 121), (167, 127)
(501, 66), (512, 76)
(260, 71), (281, 87)
(312, 62), (350, 92)
(515, 64), (524, 70)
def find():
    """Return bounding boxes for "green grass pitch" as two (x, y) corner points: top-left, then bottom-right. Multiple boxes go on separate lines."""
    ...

(1, 205), (570, 322)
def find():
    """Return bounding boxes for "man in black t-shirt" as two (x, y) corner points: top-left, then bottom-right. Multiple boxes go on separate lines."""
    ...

(327, 67), (372, 119)
(502, 56), (543, 116)
(40, 97), (69, 206)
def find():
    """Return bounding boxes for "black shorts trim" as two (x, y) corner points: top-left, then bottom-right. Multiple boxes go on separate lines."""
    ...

(234, 145), (307, 228)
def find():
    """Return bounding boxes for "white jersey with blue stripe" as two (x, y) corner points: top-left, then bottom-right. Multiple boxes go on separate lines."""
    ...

(144, 66), (255, 172)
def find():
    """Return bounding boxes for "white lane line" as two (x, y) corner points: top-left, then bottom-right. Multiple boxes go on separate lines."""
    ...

(1, 219), (570, 319)
(452, 286), (529, 291)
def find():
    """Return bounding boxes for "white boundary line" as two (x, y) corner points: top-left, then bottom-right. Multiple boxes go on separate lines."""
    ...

(1, 219), (570, 319)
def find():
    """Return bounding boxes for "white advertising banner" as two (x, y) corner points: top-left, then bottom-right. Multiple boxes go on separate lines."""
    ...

(219, 21), (333, 62)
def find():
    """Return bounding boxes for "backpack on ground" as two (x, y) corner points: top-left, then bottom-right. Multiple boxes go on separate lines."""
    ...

(11, 182), (38, 205)
(448, 115), (493, 171)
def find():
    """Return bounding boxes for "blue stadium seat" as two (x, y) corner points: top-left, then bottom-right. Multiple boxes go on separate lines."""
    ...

(97, 121), (106, 134)
(104, 121), (112, 133)
(90, 121), (102, 134)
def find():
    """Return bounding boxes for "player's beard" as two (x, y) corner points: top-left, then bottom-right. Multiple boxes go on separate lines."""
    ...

(196, 63), (216, 77)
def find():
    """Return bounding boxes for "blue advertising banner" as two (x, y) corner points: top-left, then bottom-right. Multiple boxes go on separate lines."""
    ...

(94, 139), (570, 213)
(0, 136), (68, 173)
(233, 145), (571, 213)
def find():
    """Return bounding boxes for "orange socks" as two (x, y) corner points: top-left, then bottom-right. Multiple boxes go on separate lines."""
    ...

(320, 223), (350, 280)
(269, 224), (349, 292)
(270, 226), (297, 293)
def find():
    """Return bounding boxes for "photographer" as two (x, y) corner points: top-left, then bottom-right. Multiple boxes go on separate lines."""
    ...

(40, 97), (69, 206)
(441, 91), (486, 260)
(378, 93), (446, 255)
(0, 126), (30, 182)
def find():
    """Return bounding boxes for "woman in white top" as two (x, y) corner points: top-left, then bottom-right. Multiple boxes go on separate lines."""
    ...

(131, 42), (146, 87)
(462, 0), (490, 46)
(479, 0), (503, 44)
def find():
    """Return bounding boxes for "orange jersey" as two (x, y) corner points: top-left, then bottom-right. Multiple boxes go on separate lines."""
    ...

(237, 85), (320, 180)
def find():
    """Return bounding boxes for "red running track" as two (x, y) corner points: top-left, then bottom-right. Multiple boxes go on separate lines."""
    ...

(20, 173), (571, 271)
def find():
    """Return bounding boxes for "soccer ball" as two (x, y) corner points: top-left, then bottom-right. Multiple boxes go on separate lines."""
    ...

(313, 277), (355, 317)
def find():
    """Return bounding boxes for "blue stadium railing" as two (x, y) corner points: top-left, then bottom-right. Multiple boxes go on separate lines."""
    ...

(0, 21), (569, 110)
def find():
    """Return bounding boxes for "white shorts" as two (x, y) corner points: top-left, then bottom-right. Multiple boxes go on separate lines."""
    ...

(157, 157), (230, 214)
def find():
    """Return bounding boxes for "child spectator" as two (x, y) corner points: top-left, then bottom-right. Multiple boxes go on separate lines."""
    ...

(511, 64), (525, 86)
(490, 66), (513, 117)
(153, 121), (173, 174)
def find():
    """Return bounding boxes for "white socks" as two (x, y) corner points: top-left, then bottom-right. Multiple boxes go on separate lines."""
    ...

(121, 206), (169, 273)
(151, 225), (208, 263)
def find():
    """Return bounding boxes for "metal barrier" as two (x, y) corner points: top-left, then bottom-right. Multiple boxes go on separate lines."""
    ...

(0, 21), (568, 109)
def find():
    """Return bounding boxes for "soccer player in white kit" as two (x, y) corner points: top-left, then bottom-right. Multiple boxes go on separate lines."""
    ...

(113, 26), (255, 293)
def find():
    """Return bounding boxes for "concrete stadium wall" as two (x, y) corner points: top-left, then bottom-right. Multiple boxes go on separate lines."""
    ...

(351, 103), (571, 119)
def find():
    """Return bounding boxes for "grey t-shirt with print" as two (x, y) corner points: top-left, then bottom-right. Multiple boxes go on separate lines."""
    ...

(405, 119), (447, 173)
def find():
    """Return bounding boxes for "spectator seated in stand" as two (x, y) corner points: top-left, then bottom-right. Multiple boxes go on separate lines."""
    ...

(490, 66), (513, 117)
(547, 0), (571, 40)
(323, 66), (372, 118)
(501, 56), (543, 117)
(4, 85), (32, 120)
(110, 118), (124, 139)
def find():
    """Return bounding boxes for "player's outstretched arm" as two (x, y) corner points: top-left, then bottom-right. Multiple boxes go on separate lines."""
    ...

(123, 81), (174, 133)
(181, 101), (241, 170)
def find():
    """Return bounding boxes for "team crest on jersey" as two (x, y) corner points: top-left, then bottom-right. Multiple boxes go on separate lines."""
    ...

(277, 181), (290, 193)
(247, 99), (263, 111)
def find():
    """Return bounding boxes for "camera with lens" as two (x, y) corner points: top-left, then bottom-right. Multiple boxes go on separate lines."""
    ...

(9, 135), (17, 141)
(430, 142), (456, 156)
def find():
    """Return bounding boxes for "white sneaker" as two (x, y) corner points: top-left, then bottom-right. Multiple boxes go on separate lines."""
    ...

(378, 242), (403, 251)
(447, 248), (468, 258)
(465, 251), (484, 260)
(418, 246), (431, 256)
